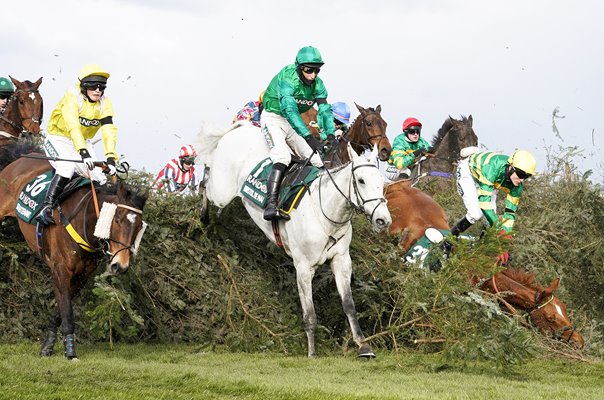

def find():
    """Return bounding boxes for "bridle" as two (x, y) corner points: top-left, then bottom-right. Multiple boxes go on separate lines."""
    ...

(0, 88), (42, 135)
(529, 292), (577, 342)
(318, 159), (386, 225)
(348, 110), (388, 152)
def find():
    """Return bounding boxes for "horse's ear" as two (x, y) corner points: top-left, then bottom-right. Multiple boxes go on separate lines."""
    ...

(538, 277), (560, 302)
(34, 77), (43, 88)
(376, 104), (382, 113)
(9, 76), (20, 87)
(347, 142), (360, 161)
(468, 115), (473, 126)
(116, 181), (127, 198)
(355, 103), (366, 115)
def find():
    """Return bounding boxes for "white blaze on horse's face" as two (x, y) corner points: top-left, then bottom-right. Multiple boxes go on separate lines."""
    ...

(349, 144), (392, 233)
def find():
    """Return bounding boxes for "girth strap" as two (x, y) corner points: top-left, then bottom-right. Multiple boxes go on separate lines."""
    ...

(58, 206), (97, 252)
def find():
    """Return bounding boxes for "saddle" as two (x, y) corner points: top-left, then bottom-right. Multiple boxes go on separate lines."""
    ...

(240, 156), (321, 216)
(15, 170), (91, 224)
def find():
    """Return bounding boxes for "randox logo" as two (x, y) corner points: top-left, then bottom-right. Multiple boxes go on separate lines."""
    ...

(295, 99), (315, 107)
(79, 117), (100, 127)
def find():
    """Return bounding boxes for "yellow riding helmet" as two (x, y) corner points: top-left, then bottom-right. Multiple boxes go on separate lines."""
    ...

(78, 64), (110, 81)
(508, 150), (536, 175)
(259, 89), (266, 104)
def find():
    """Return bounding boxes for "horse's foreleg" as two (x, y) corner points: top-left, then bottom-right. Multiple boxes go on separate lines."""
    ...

(53, 278), (77, 360)
(39, 306), (61, 356)
(331, 253), (375, 358)
(295, 265), (318, 358)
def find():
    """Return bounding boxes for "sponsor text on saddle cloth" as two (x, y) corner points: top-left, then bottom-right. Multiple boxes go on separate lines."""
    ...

(16, 171), (90, 223)
(241, 157), (321, 216)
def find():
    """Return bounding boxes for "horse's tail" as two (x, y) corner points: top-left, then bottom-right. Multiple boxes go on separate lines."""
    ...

(194, 121), (249, 166)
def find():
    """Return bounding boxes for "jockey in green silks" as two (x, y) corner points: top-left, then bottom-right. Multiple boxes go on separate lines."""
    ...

(385, 117), (432, 181)
(261, 46), (337, 221)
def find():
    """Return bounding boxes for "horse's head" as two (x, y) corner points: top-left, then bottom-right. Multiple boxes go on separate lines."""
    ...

(430, 115), (478, 171)
(96, 183), (148, 275)
(350, 103), (391, 162)
(8, 76), (43, 136)
(528, 277), (585, 347)
(348, 144), (391, 232)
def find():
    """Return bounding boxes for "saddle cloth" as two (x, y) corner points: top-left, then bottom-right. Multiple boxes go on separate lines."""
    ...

(16, 170), (90, 224)
(240, 157), (321, 215)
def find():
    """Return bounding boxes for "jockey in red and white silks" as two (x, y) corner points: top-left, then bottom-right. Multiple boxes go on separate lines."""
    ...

(155, 158), (199, 194)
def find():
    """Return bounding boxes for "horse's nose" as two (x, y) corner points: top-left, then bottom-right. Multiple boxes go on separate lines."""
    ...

(374, 217), (391, 232)
(379, 147), (392, 162)
(109, 262), (128, 276)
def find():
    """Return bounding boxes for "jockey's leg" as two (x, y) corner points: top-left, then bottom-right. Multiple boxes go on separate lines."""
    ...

(36, 174), (69, 226)
(451, 216), (473, 237)
(263, 162), (290, 221)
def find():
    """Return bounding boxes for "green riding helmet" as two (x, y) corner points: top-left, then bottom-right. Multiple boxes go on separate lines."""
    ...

(295, 46), (324, 67)
(0, 77), (15, 94)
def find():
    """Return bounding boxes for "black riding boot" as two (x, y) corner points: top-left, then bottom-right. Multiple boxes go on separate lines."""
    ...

(263, 163), (290, 221)
(450, 216), (473, 237)
(36, 175), (69, 226)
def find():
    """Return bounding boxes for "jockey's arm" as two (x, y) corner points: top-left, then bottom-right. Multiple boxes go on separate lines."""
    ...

(278, 81), (311, 137)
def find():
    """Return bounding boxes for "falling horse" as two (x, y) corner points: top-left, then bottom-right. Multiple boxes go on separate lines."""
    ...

(301, 103), (392, 166)
(0, 77), (43, 146)
(383, 179), (584, 346)
(0, 145), (148, 359)
(410, 115), (478, 185)
(477, 268), (584, 347)
(198, 122), (391, 357)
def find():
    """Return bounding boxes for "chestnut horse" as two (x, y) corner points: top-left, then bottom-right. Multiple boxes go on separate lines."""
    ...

(478, 268), (584, 347)
(0, 145), (147, 359)
(301, 103), (392, 166)
(0, 77), (43, 146)
(384, 180), (584, 346)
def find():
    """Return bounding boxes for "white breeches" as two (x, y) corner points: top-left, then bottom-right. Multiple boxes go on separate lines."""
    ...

(43, 134), (107, 185)
(456, 157), (496, 224)
(260, 111), (323, 167)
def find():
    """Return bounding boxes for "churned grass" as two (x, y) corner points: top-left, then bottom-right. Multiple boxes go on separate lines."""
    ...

(0, 343), (603, 400)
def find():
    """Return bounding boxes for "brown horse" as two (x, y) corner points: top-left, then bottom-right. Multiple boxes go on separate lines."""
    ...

(0, 146), (147, 359)
(385, 179), (449, 252)
(301, 103), (392, 165)
(412, 115), (478, 183)
(0, 77), (43, 146)
(478, 268), (585, 347)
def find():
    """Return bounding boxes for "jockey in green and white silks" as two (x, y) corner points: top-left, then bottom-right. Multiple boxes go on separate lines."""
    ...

(385, 117), (431, 181)
(451, 150), (536, 236)
(260, 46), (337, 221)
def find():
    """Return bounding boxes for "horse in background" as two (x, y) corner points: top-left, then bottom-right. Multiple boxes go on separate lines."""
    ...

(197, 121), (391, 358)
(0, 77), (43, 146)
(477, 268), (585, 347)
(411, 115), (478, 185)
(301, 103), (392, 166)
(0, 144), (148, 359)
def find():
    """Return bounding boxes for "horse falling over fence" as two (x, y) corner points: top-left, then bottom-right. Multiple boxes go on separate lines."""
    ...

(0, 145), (147, 359)
(301, 103), (392, 166)
(0, 77), (43, 146)
(198, 122), (391, 357)
(477, 268), (584, 347)
(384, 179), (584, 347)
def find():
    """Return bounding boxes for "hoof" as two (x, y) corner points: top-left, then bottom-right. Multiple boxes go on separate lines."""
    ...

(39, 330), (57, 356)
(358, 344), (376, 358)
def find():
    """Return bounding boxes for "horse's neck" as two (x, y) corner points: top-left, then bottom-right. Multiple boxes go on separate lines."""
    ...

(491, 273), (536, 310)
(425, 137), (457, 173)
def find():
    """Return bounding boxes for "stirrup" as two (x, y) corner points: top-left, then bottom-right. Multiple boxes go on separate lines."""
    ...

(36, 206), (55, 226)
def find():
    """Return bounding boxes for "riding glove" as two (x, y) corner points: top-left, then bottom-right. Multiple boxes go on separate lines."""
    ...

(106, 157), (117, 176)
(79, 149), (95, 171)
(304, 135), (322, 152)
(413, 148), (427, 158)
(324, 134), (338, 153)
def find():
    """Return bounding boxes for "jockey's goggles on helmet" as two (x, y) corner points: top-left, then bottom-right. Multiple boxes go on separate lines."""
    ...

(404, 127), (421, 135)
(180, 156), (195, 165)
(301, 66), (321, 75)
(82, 82), (107, 91)
(0, 93), (11, 100)
(512, 167), (532, 180)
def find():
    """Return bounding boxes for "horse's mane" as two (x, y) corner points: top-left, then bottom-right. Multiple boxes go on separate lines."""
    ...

(349, 107), (378, 127)
(0, 142), (43, 169)
(431, 115), (472, 148)
(501, 268), (544, 291)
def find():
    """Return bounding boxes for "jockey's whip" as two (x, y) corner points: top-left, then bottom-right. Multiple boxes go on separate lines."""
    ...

(88, 170), (100, 218)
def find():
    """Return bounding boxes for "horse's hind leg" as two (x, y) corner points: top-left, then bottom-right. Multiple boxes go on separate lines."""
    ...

(295, 264), (318, 357)
(331, 252), (375, 358)
(39, 306), (61, 356)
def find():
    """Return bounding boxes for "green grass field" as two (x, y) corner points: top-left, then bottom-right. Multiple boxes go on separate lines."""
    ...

(1, 343), (602, 400)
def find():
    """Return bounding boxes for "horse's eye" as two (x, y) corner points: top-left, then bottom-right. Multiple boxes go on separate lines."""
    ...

(359, 178), (365, 184)
(366, 122), (372, 127)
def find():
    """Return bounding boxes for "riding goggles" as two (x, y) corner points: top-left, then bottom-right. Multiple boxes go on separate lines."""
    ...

(82, 82), (107, 91)
(0, 93), (12, 100)
(301, 66), (321, 75)
(513, 167), (532, 180)
(181, 156), (195, 165)
(405, 128), (421, 135)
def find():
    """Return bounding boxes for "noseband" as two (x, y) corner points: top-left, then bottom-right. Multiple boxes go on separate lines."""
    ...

(349, 111), (388, 151)
(529, 292), (577, 342)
